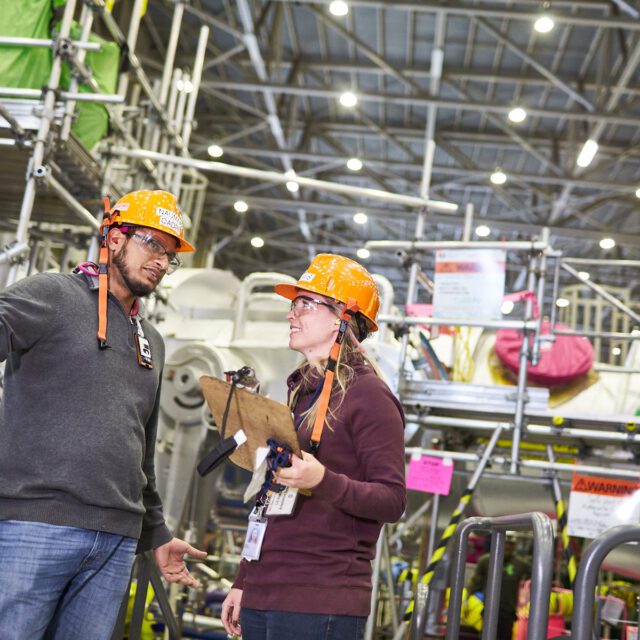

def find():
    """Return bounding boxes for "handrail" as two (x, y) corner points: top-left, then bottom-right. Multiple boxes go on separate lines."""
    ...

(571, 525), (640, 640)
(443, 512), (554, 640)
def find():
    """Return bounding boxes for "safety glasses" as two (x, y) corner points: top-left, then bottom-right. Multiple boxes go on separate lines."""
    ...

(289, 295), (339, 316)
(128, 231), (182, 274)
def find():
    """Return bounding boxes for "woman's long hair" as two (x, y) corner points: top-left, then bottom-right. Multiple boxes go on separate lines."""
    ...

(289, 314), (384, 433)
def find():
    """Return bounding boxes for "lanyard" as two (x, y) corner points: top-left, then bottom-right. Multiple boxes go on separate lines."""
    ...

(308, 297), (358, 453)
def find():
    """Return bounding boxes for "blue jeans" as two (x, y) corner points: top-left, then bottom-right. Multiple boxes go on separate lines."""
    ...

(240, 608), (367, 640)
(0, 520), (137, 640)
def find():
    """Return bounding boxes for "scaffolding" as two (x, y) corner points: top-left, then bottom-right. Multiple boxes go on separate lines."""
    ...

(2, 4), (640, 640)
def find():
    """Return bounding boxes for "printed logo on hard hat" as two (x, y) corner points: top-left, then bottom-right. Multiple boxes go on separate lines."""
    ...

(299, 272), (315, 283)
(115, 202), (130, 211)
(155, 206), (183, 235)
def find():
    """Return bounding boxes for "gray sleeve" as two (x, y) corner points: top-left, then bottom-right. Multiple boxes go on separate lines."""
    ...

(136, 375), (173, 553)
(0, 274), (62, 362)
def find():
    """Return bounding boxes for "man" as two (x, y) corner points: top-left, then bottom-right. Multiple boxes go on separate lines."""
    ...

(466, 532), (530, 640)
(0, 190), (207, 640)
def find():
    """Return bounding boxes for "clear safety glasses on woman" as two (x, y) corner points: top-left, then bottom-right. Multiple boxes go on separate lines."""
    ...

(289, 295), (339, 316)
(127, 231), (182, 274)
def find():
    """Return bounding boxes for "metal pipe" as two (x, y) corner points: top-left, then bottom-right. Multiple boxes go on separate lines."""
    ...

(115, 0), (145, 104)
(173, 25), (209, 198)
(0, 87), (123, 103)
(159, 2), (184, 108)
(367, 239), (547, 251)
(365, 530), (385, 640)
(510, 253), (536, 474)
(563, 257), (640, 267)
(6, 0), (77, 286)
(553, 328), (640, 340)
(377, 314), (537, 330)
(562, 262), (640, 325)
(571, 526), (640, 640)
(407, 448), (640, 480)
(165, 73), (189, 188)
(0, 103), (28, 141)
(531, 228), (550, 366)
(482, 530), (505, 640)
(408, 414), (640, 444)
(0, 242), (30, 265)
(61, 4), (95, 140)
(462, 203), (474, 241)
(46, 175), (100, 229)
(0, 36), (100, 50)
(108, 146), (458, 210)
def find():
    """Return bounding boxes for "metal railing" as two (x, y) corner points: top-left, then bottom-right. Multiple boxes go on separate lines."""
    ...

(571, 525), (640, 640)
(431, 512), (554, 640)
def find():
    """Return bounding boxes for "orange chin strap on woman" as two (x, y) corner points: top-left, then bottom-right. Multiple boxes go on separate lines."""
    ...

(97, 190), (195, 348)
(275, 253), (380, 451)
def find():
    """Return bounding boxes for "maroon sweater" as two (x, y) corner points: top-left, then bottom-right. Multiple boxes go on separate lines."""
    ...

(233, 361), (406, 616)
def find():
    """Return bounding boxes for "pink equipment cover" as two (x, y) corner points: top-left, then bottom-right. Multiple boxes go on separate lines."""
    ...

(494, 319), (594, 387)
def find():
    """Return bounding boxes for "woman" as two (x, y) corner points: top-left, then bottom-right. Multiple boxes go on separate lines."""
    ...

(221, 254), (406, 640)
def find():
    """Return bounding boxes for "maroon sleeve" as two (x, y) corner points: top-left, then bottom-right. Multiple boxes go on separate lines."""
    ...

(312, 375), (406, 522)
(232, 558), (248, 589)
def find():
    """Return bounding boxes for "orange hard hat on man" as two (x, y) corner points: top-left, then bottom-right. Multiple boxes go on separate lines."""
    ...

(105, 190), (195, 252)
(274, 253), (380, 331)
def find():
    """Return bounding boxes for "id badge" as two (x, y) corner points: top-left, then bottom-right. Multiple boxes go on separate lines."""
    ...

(266, 487), (298, 516)
(241, 510), (267, 561)
(135, 335), (154, 368)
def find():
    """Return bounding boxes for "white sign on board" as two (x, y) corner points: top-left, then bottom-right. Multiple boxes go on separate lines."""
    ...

(432, 248), (506, 320)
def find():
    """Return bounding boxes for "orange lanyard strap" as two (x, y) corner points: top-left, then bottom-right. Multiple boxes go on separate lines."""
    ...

(309, 298), (359, 453)
(97, 196), (113, 349)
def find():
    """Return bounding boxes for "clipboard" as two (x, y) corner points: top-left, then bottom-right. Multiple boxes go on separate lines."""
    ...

(199, 375), (301, 471)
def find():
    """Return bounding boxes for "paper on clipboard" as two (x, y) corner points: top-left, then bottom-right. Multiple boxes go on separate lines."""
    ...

(199, 375), (301, 471)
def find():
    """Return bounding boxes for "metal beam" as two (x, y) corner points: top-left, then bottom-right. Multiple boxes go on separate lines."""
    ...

(200, 80), (640, 128)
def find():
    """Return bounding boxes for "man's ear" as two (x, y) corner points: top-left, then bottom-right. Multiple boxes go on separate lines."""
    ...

(107, 227), (125, 251)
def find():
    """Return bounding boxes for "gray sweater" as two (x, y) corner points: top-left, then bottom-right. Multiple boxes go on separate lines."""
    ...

(0, 271), (172, 551)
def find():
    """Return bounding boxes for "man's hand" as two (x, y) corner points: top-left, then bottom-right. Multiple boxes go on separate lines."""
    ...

(221, 587), (243, 636)
(153, 537), (207, 588)
(275, 451), (325, 490)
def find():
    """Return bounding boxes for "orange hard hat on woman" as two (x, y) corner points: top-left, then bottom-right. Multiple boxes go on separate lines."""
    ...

(274, 253), (380, 331)
(105, 190), (195, 252)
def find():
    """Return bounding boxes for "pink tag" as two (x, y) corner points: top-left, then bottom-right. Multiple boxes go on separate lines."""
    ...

(407, 455), (454, 495)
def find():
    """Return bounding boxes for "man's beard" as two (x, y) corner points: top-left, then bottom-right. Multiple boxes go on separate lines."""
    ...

(112, 243), (159, 298)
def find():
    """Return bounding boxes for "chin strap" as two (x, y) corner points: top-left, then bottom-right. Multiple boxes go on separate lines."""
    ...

(98, 196), (116, 349)
(309, 297), (359, 453)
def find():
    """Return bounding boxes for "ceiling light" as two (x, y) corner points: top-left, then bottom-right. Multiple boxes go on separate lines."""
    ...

(329, 0), (349, 16)
(611, 346), (622, 356)
(233, 200), (248, 213)
(534, 14), (554, 33)
(250, 236), (264, 248)
(353, 212), (368, 224)
(347, 157), (362, 171)
(286, 180), (299, 193)
(635, 187), (640, 198)
(475, 224), (491, 237)
(599, 237), (615, 250)
(501, 300), (514, 315)
(356, 248), (370, 260)
(578, 271), (590, 281)
(490, 169), (507, 185)
(576, 139), (598, 168)
(556, 298), (569, 308)
(339, 91), (358, 108)
(207, 144), (223, 158)
(508, 107), (527, 123)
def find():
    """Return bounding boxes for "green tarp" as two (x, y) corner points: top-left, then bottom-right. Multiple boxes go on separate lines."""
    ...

(0, 0), (120, 149)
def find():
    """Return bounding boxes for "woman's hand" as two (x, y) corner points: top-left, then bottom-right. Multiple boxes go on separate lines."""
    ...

(221, 588), (243, 637)
(275, 451), (325, 490)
